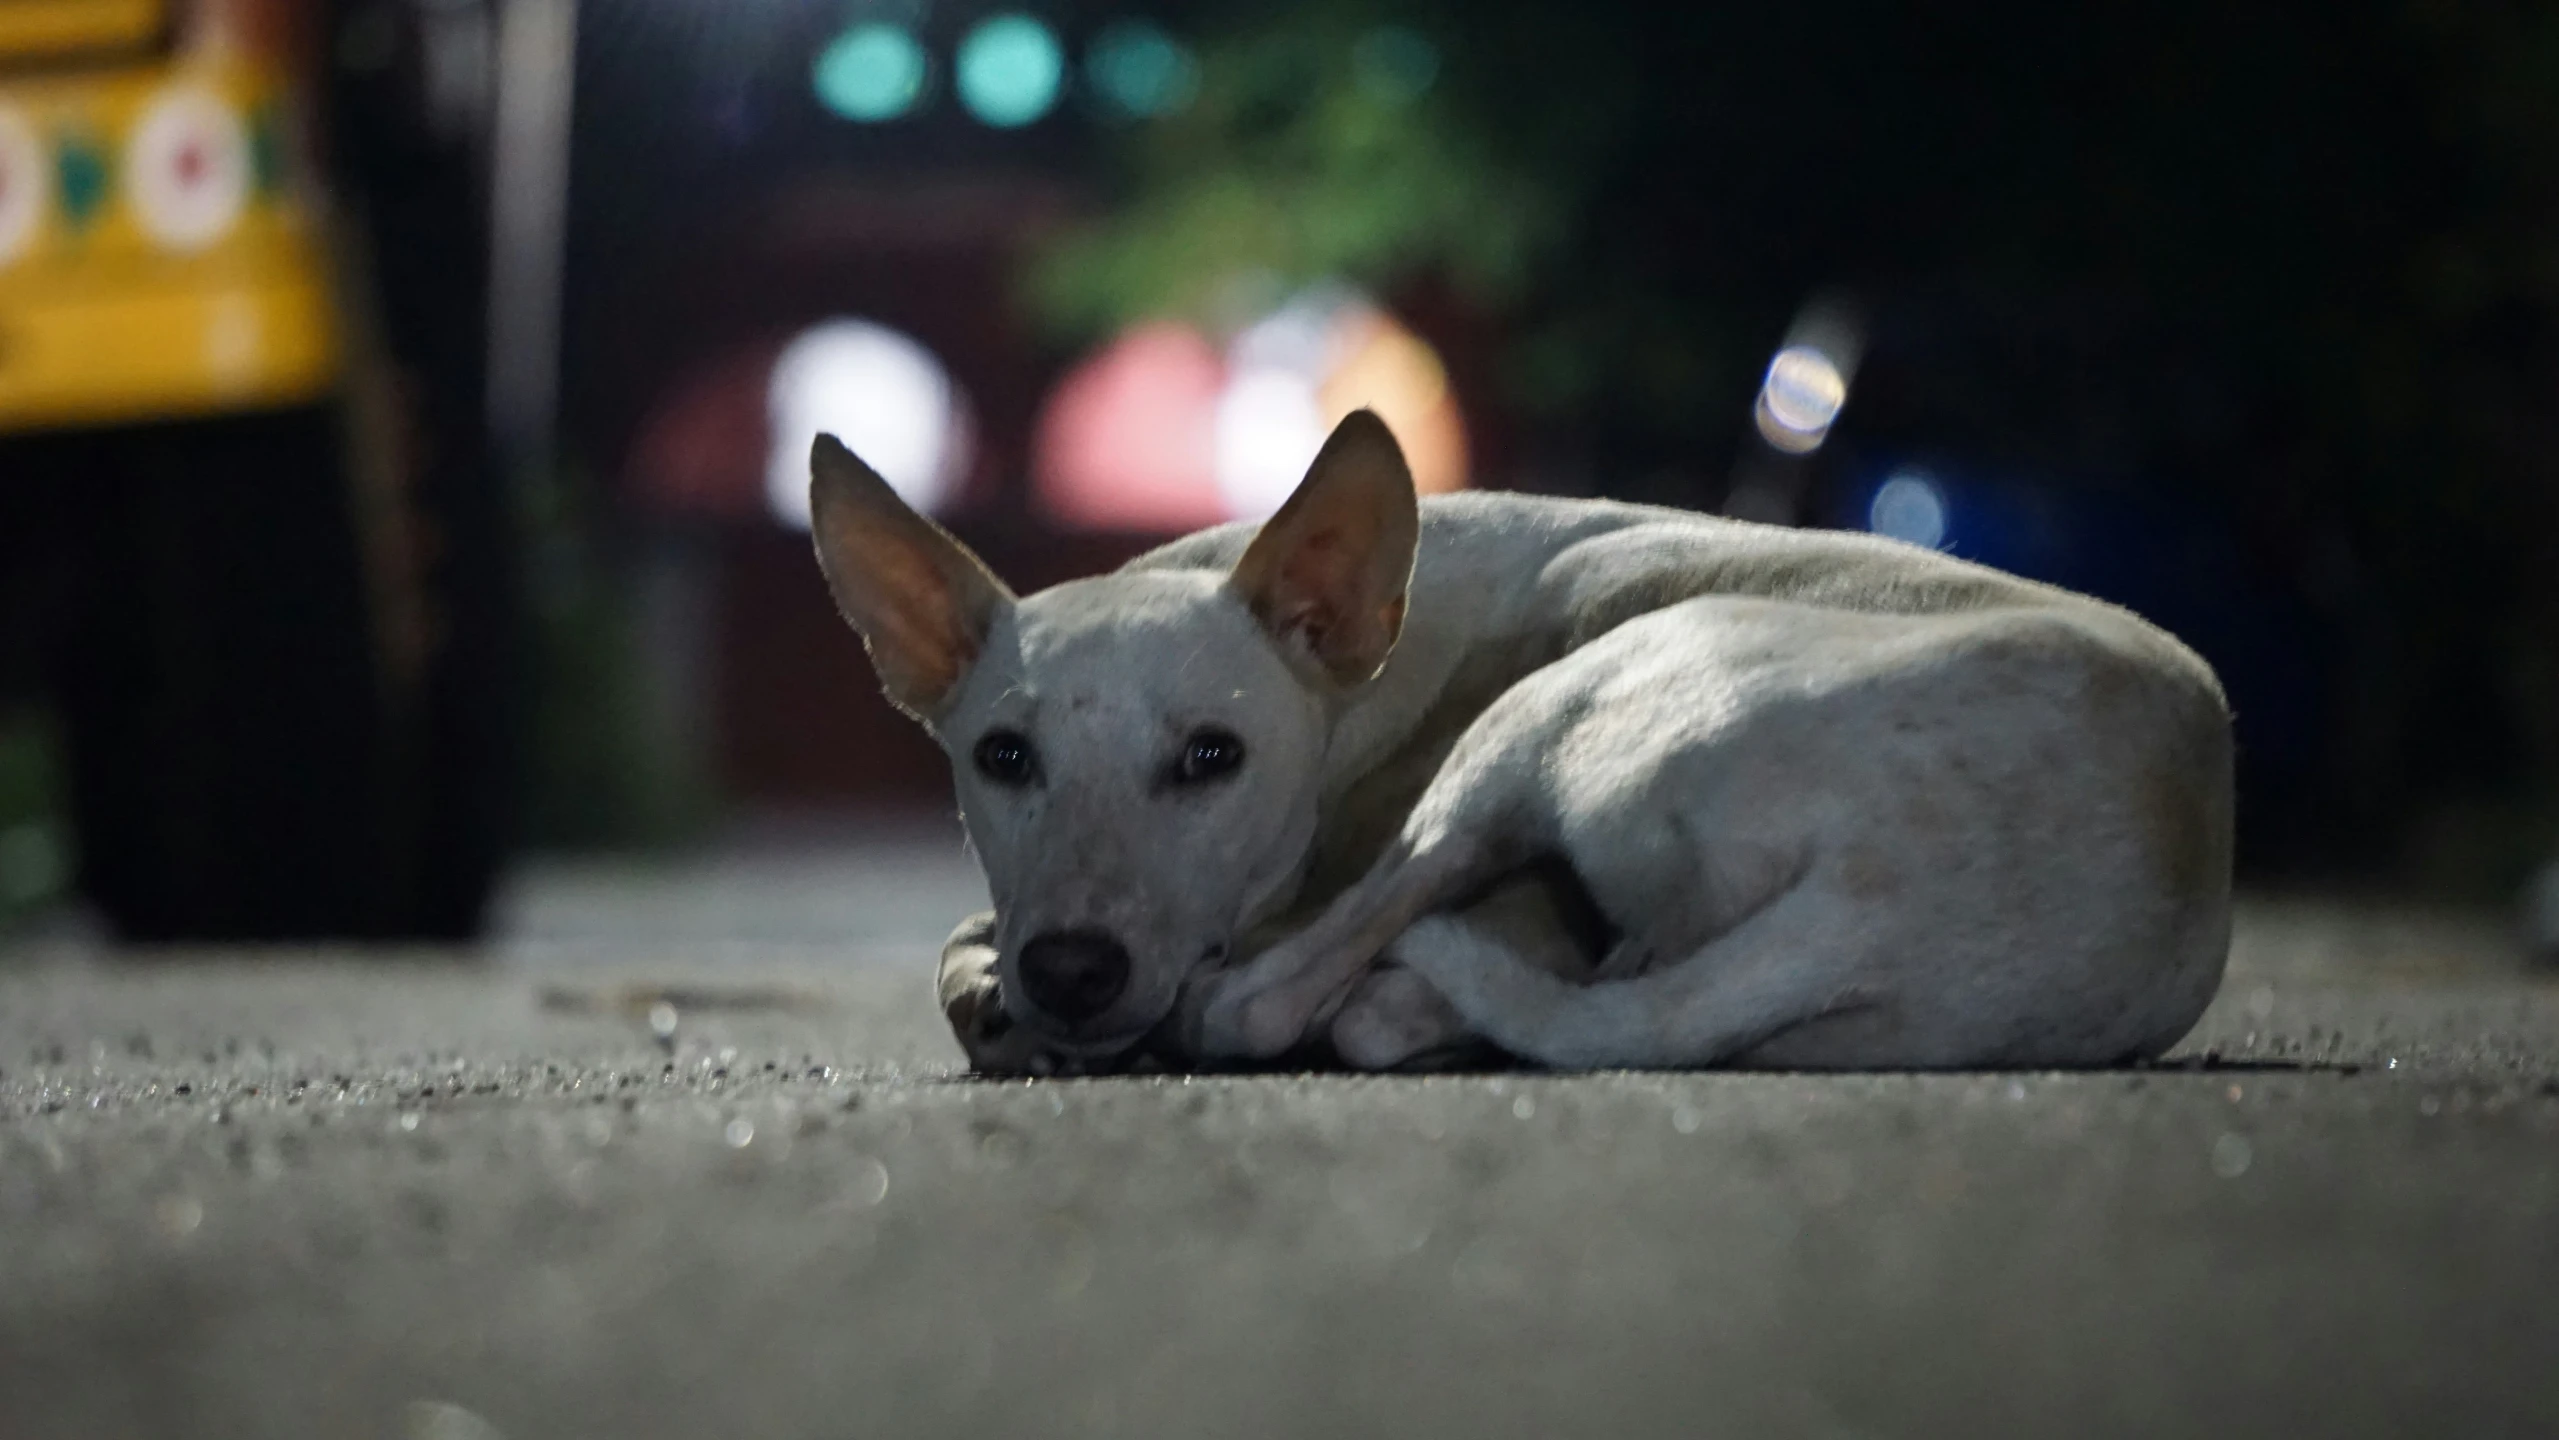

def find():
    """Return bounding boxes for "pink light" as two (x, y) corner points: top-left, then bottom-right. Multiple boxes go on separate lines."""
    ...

(1033, 322), (1229, 532)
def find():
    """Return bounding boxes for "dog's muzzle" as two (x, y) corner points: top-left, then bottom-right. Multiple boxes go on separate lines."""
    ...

(1016, 929), (1132, 1027)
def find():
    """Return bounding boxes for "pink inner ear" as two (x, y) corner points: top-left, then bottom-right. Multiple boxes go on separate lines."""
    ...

(1262, 530), (1361, 659)
(850, 534), (982, 705)
(1274, 594), (1331, 651)
(1277, 527), (1348, 609)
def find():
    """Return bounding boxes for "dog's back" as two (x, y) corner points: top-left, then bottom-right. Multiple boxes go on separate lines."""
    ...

(1176, 490), (2236, 1069)
(1129, 491), (2222, 926)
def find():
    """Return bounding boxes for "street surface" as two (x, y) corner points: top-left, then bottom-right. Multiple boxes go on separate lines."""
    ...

(4, 824), (2556, 1438)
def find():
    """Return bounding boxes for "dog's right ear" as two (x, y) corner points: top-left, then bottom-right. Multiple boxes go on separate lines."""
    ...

(1230, 409), (1421, 686)
(809, 435), (1014, 722)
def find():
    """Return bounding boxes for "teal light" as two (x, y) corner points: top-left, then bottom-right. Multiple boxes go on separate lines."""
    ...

(1353, 25), (1439, 105)
(813, 23), (929, 122)
(955, 14), (1063, 128)
(1085, 20), (1198, 120)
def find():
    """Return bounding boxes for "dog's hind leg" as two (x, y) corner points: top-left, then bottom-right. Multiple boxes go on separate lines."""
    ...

(1387, 889), (1872, 1070)
(1199, 826), (1514, 1060)
(1198, 696), (1559, 1061)
(1329, 866), (1605, 1069)
(1328, 966), (1484, 1070)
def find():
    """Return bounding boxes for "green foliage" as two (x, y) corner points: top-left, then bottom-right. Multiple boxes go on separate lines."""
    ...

(519, 464), (716, 852)
(1030, 0), (2559, 880)
(1031, 12), (1561, 340)
(0, 709), (71, 932)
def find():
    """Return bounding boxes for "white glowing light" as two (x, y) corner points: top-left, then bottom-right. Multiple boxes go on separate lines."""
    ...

(1212, 287), (1376, 517)
(1034, 281), (1470, 529)
(1868, 471), (1949, 550)
(1213, 366), (1329, 518)
(766, 319), (966, 527)
(125, 87), (251, 252)
(1754, 344), (1848, 453)
(1231, 287), (1355, 375)
(0, 106), (44, 268)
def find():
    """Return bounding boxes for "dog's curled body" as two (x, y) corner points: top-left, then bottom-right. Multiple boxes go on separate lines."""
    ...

(1167, 497), (2232, 1069)
(807, 417), (2233, 1073)
(1231, 587), (2230, 1068)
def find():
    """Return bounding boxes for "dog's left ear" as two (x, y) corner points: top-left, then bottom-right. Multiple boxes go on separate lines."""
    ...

(1230, 409), (1421, 686)
(809, 434), (1015, 723)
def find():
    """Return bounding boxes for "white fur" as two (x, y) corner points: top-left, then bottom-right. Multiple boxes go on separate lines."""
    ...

(809, 420), (2234, 1072)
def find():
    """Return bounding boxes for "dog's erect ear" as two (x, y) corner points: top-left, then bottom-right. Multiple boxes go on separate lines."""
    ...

(1229, 410), (1421, 686)
(809, 434), (1014, 721)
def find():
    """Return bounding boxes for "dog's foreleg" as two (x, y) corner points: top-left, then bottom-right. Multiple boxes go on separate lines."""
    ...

(1331, 866), (1611, 1068)
(937, 912), (1026, 1071)
(1197, 830), (1504, 1060)
(1198, 714), (1547, 1061)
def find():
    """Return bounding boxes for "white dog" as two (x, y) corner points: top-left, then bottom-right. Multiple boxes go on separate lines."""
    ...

(809, 411), (2232, 1072)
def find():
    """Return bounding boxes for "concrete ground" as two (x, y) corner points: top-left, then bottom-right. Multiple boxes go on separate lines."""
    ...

(3, 827), (2557, 1439)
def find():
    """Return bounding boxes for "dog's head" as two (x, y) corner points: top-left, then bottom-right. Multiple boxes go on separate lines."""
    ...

(810, 410), (1420, 1056)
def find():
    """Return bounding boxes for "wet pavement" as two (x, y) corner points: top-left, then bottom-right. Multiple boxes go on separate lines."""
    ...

(3, 837), (2557, 1438)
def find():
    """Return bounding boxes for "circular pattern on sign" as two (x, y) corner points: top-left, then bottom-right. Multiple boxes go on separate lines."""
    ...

(0, 106), (46, 269)
(125, 86), (251, 252)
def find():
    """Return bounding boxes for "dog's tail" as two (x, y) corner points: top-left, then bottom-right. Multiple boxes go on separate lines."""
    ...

(1386, 900), (1840, 1069)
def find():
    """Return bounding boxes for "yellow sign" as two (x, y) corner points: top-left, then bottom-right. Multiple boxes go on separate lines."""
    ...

(0, 1), (166, 65)
(0, 52), (340, 433)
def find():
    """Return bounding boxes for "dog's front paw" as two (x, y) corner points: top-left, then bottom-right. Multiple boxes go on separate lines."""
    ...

(944, 976), (1039, 1075)
(940, 916), (1062, 1075)
(953, 975), (1166, 1076)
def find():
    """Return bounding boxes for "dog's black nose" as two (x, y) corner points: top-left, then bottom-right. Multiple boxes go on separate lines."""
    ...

(1016, 930), (1131, 1024)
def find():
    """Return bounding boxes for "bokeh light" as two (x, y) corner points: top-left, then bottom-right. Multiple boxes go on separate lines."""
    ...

(955, 14), (1064, 129)
(1085, 20), (1200, 120)
(1035, 286), (1468, 529)
(1319, 311), (1465, 494)
(1353, 25), (1440, 104)
(1219, 289), (1467, 516)
(1868, 470), (1950, 550)
(1753, 344), (1848, 454)
(766, 319), (970, 526)
(812, 23), (930, 123)
(1033, 321), (1228, 531)
(1214, 366), (1330, 517)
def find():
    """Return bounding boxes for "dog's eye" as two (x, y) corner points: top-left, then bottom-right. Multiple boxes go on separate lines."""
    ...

(973, 730), (1038, 787)
(1174, 728), (1246, 785)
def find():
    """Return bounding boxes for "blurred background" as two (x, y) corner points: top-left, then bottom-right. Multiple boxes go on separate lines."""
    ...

(0, 0), (2554, 949)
